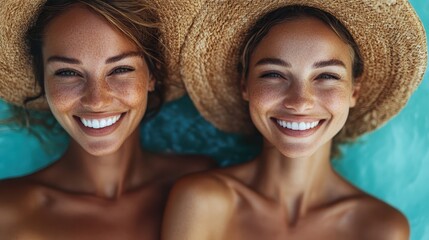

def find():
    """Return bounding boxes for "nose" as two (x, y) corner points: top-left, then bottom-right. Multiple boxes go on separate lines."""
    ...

(80, 77), (113, 111)
(282, 81), (315, 113)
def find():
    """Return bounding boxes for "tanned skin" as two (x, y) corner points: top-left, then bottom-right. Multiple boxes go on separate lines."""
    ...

(162, 17), (409, 240)
(0, 5), (214, 240)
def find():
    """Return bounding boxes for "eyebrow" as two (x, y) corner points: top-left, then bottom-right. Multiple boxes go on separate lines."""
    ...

(105, 51), (143, 64)
(46, 51), (144, 65)
(255, 58), (291, 67)
(313, 59), (346, 68)
(47, 56), (81, 64)
(255, 57), (347, 70)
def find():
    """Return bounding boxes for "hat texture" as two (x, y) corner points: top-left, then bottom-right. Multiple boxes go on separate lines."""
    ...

(181, 0), (427, 140)
(151, 0), (206, 101)
(0, 0), (203, 108)
(0, 1), (46, 108)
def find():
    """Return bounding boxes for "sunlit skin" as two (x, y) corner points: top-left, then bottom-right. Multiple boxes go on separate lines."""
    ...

(243, 15), (358, 159)
(162, 17), (409, 240)
(0, 4), (213, 240)
(43, 3), (153, 157)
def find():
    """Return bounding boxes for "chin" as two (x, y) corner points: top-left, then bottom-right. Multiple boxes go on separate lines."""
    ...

(277, 143), (320, 159)
(82, 141), (123, 157)
(280, 151), (314, 159)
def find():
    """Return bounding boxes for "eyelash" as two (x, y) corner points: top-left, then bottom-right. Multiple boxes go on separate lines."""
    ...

(259, 72), (341, 82)
(260, 72), (284, 79)
(109, 66), (135, 76)
(54, 69), (81, 77)
(317, 73), (341, 80)
(54, 66), (135, 78)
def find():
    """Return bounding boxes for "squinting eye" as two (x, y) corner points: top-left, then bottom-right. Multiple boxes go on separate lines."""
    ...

(317, 73), (341, 80)
(110, 67), (135, 75)
(55, 69), (80, 77)
(260, 72), (283, 79)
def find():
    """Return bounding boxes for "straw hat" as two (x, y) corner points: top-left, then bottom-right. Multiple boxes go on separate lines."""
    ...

(151, 0), (205, 101)
(0, 0), (200, 108)
(180, 0), (427, 140)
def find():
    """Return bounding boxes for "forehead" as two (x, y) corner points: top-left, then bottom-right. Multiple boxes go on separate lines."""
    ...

(252, 16), (353, 65)
(42, 4), (138, 58)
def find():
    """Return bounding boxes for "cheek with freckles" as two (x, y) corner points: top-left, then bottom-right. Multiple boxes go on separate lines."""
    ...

(245, 80), (285, 134)
(246, 80), (283, 108)
(109, 76), (150, 114)
(318, 86), (355, 134)
(45, 80), (83, 114)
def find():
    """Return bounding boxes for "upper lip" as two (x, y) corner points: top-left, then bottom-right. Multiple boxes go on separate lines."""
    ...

(271, 116), (324, 122)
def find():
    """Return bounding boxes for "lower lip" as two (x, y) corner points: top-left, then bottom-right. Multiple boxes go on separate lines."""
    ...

(272, 119), (323, 137)
(75, 114), (125, 137)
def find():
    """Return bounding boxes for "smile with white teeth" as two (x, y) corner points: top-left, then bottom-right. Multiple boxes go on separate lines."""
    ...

(80, 115), (121, 129)
(276, 119), (320, 131)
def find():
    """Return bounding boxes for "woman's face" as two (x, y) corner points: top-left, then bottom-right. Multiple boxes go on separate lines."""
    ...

(43, 4), (154, 156)
(242, 16), (359, 158)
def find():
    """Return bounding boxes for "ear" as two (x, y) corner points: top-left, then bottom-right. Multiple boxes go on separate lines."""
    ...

(148, 74), (156, 92)
(241, 76), (249, 101)
(349, 81), (361, 108)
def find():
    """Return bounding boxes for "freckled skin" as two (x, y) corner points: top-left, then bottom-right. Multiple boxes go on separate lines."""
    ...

(42, 4), (149, 156)
(162, 17), (409, 240)
(243, 17), (356, 159)
(0, 4), (214, 240)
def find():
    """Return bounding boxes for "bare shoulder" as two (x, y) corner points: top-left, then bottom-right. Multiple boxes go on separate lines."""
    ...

(162, 172), (236, 240)
(166, 171), (237, 218)
(349, 195), (409, 240)
(167, 161), (254, 205)
(170, 171), (236, 205)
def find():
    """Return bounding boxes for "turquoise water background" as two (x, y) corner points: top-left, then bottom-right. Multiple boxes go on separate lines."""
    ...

(1, 1), (428, 239)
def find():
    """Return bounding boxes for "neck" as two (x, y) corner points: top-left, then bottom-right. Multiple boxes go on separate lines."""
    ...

(57, 129), (147, 199)
(253, 139), (338, 224)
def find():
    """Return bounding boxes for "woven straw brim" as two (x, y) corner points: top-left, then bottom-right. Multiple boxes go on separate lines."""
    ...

(181, 0), (427, 140)
(151, 0), (206, 101)
(0, 0), (47, 108)
(0, 0), (203, 108)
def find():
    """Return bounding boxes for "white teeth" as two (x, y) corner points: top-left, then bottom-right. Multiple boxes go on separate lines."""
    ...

(93, 119), (100, 128)
(276, 119), (320, 131)
(80, 114), (121, 129)
(82, 119), (88, 127)
(292, 122), (299, 130)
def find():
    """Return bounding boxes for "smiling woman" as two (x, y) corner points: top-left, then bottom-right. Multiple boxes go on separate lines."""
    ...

(0, 0), (213, 239)
(241, 14), (361, 159)
(162, 2), (427, 240)
(41, 6), (154, 157)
